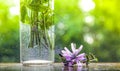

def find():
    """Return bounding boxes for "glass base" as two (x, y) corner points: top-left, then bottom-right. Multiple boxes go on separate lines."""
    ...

(22, 60), (53, 66)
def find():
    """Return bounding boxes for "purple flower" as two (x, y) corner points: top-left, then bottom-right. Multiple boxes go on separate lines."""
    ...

(60, 43), (86, 66)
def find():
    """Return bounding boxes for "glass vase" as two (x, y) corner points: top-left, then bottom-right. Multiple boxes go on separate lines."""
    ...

(20, 0), (54, 66)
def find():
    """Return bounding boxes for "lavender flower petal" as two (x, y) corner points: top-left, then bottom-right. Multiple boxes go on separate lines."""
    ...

(75, 45), (83, 55)
(61, 50), (71, 56)
(64, 47), (72, 55)
(64, 56), (72, 61)
(77, 53), (85, 58)
(76, 53), (86, 61)
(60, 43), (86, 67)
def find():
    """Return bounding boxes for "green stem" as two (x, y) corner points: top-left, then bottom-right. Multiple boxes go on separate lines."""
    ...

(25, 0), (53, 49)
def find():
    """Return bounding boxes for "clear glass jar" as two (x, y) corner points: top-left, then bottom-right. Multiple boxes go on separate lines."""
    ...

(20, 0), (54, 66)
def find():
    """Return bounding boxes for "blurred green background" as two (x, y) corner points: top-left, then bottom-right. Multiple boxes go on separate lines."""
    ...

(0, 0), (120, 62)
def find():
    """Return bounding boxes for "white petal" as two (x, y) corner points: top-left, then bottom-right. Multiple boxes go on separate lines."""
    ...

(61, 50), (72, 57)
(61, 50), (66, 54)
(64, 47), (72, 55)
(62, 53), (71, 57)
(75, 45), (83, 55)
(71, 43), (76, 53)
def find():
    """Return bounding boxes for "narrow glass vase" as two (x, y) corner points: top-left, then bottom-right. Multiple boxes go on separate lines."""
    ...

(20, 0), (54, 66)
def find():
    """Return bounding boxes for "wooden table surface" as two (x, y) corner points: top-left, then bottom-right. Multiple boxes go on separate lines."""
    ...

(0, 63), (120, 71)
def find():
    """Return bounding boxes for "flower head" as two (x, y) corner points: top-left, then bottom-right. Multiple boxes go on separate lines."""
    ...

(60, 43), (86, 66)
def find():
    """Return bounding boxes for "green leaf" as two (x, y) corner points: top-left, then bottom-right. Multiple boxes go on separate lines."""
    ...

(20, 4), (27, 23)
(27, 0), (48, 12)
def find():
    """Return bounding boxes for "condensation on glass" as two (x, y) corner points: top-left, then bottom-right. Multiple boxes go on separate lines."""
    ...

(20, 0), (54, 66)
